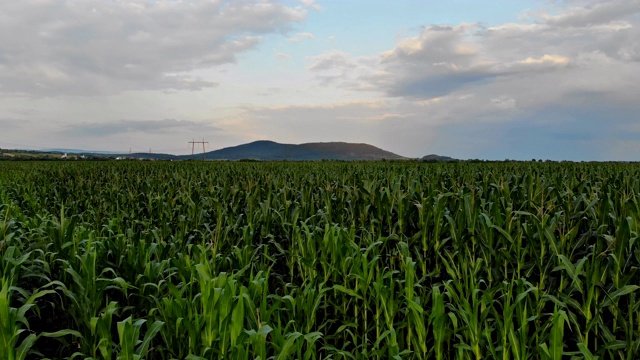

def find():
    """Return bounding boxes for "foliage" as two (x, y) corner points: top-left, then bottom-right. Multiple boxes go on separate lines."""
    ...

(1, 160), (640, 359)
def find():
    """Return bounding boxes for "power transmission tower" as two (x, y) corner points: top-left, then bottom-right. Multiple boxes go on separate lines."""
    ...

(189, 139), (209, 161)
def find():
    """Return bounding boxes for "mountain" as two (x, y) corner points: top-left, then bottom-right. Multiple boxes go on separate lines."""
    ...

(177, 140), (406, 161)
(420, 154), (456, 162)
(4, 141), (406, 161)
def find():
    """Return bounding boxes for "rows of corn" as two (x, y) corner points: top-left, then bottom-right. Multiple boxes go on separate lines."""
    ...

(1, 160), (639, 359)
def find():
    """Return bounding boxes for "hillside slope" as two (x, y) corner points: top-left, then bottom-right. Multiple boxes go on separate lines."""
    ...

(178, 140), (406, 160)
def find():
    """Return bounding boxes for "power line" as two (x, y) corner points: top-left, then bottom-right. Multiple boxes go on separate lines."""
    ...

(188, 139), (208, 161)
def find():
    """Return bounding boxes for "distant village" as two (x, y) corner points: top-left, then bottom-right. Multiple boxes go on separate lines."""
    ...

(0, 148), (156, 161)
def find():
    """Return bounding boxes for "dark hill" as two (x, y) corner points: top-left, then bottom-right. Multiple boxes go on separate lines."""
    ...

(177, 140), (406, 161)
(420, 154), (456, 162)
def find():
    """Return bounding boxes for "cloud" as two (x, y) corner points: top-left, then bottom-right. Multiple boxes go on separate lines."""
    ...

(256, 87), (283, 96)
(337, 113), (415, 121)
(307, 25), (508, 97)
(519, 54), (570, 65)
(0, 118), (27, 128)
(0, 1), (305, 97)
(299, 0), (321, 11)
(288, 32), (316, 42)
(371, 24), (504, 97)
(307, 50), (381, 90)
(306, 0), (640, 106)
(541, 0), (640, 28)
(274, 52), (292, 59)
(308, 51), (356, 71)
(67, 119), (220, 137)
(257, 100), (389, 112)
(377, 23), (587, 98)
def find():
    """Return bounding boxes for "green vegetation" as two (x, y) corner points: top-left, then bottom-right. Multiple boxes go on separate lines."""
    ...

(0, 150), (63, 160)
(1, 161), (640, 359)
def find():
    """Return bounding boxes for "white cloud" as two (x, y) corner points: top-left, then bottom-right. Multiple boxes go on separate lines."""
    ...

(519, 54), (570, 65)
(288, 32), (316, 42)
(308, 0), (640, 109)
(300, 0), (321, 11)
(540, 0), (640, 28)
(275, 52), (292, 60)
(0, 1), (305, 97)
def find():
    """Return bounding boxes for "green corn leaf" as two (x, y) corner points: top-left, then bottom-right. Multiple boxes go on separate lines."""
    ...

(577, 342), (598, 360)
(230, 298), (245, 347)
(41, 329), (84, 339)
(601, 285), (640, 307)
(136, 321), (164, 356)
(275, 332), (303, 360)
(332, 285), (362, 299)
(15, 334), (37, 360)
(550, 309), (567, 360)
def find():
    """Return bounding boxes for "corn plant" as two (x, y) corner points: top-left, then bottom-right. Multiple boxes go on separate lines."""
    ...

(1, 160), (640, 358)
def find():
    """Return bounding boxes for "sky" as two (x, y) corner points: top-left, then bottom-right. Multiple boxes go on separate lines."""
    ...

(1, 0), (640, 161)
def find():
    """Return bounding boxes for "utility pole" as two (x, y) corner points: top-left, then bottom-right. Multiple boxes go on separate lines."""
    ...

(189, 139), (209, 161)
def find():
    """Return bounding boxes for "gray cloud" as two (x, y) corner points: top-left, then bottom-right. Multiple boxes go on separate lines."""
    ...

(433, 99), (640, 161)
(67, 119), (220, 137)
(389, 72), (495, 98)
(307, 51), (381, 90)
(378, 23), (582, 99)
(543, 0), (640, 28)
(308, 0), (640, 104)
(309, 51), (357, 71)
(0, 118), (26, 128)
(0, 1), (304, 97)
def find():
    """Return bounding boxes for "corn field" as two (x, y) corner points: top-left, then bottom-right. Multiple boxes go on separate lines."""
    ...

(1, 161), (640, 359)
